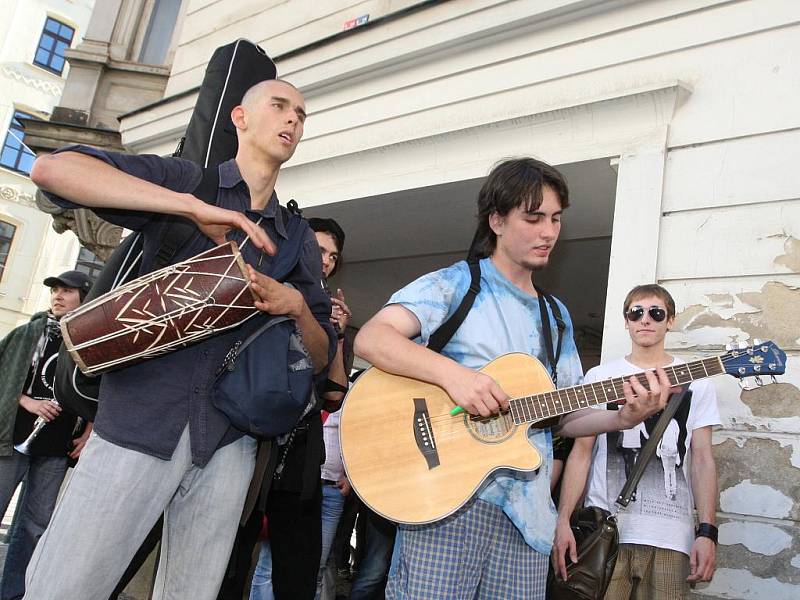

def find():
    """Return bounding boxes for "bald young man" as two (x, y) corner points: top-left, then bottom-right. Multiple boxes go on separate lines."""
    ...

(25, 80), (336, 600)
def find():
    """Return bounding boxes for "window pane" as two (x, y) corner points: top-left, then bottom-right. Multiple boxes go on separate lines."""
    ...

(35, 48), (50, 65)
(75, 246), (104, 280)
(0, 221), (16, 281)
(0, 222), (14, 238)
(55, 40), (68, 54)
(45, 18), (60, 33)
(51, 56), (65, 73)
(17, 152), (35, 174)
(13, 111), (32, 125)
(139, 0), (182, 64)
(39, 34), (55, 51)
(60, 24), (74, 40)
(1, 111), (37, 173)
(0, 147), (17, 167)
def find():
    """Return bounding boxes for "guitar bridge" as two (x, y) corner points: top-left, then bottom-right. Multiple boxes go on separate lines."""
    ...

(413, 398), (440, 470)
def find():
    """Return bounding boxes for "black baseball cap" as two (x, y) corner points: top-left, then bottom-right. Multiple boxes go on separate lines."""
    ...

(43, 270), (94, 296)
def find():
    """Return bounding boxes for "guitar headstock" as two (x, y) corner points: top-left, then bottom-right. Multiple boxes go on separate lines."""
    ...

(721, 340), (786, 381)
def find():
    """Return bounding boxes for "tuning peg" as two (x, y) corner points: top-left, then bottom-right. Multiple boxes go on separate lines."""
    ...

(771, 375), (779, 384)
(753, 338), (762, 345)
(725, 343), (733, 351)
(738, 341), (748, 349)
(754, 375), (764, 387)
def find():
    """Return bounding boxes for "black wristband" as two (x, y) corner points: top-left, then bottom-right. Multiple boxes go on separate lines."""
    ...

(695, 522), (718, 544)
(324, 379), (349, 394)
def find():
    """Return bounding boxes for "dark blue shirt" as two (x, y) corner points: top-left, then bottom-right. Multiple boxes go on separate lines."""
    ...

(46, 145), (336, 466)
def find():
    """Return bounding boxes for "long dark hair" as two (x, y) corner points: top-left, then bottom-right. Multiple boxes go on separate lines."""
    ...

(473, 157), (569, 257)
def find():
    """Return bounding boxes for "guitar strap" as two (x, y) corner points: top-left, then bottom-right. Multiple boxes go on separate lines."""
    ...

(535, 283), (566, 386)
(427, 256), (565, 388)
(427, 257), (481, 353)
(616, 386), (693, 508)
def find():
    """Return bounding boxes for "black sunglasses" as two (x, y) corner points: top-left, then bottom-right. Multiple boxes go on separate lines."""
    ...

(626, 305), (667, 323)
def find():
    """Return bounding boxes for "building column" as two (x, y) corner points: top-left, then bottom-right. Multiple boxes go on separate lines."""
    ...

(601, 127), (669, 359)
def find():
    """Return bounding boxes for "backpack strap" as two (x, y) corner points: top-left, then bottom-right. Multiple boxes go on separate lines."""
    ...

(428, 257), (481, 353)
(534, 283), (566, 386)
(151, 167), (220, 270)
(266, 201), (309, 283)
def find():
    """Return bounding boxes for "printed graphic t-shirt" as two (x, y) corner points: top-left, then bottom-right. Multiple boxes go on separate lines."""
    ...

(583, 357), (720, 555)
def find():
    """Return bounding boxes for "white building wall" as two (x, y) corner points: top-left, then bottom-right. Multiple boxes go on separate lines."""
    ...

(0, 0), (94, 335)
(120, 1), (800, 596)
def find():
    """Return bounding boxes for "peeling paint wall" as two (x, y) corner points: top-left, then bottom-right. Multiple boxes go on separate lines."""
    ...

(662, 130), (800, 595)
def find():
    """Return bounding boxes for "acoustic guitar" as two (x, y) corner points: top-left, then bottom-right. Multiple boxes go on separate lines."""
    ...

(339, 341), (785, 524)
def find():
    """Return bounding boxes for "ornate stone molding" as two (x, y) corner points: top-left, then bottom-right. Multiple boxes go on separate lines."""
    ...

(35, 191), (123, 260)
(0, 185), (37, 208)
(0, 63), (64, 97)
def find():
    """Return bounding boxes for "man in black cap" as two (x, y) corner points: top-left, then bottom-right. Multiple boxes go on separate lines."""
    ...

(0, 269), (93, 600)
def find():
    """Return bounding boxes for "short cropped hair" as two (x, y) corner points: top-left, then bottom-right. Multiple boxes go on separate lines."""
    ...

(623, 284), (676, 319)
(475, 157), (569, 256)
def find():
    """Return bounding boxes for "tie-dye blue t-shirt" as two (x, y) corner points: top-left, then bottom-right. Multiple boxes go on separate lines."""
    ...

(387, 257), (584, 553)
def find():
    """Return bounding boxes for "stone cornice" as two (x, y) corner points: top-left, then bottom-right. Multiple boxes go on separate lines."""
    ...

(22, 118), (123, 154)
(65, 47), (171, 76)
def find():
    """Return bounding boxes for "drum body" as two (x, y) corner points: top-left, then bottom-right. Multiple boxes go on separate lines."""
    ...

(61, 241), (258, 375)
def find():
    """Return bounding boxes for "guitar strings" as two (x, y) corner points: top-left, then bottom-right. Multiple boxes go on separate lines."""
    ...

(413, 350), (767, 435)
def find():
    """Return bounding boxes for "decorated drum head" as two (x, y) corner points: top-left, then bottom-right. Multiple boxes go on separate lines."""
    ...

(62, 241), (259, 375)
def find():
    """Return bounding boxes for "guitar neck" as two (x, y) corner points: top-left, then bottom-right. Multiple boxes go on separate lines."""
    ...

(509, 356), (725, 425)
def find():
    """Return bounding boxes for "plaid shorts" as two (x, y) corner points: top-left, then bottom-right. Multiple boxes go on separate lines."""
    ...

(386, 499), (548, 600)
(605, 543), (690, 600)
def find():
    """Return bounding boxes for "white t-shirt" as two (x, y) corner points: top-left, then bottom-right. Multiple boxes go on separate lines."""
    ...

(583, 357), (720, 556)
(320, 410), (344, 482)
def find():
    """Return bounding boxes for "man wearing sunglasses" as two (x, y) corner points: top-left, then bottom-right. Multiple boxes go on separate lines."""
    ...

(552, 284), (720, 599)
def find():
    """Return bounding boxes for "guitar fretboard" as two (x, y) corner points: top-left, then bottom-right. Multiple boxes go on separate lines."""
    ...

(508, 357), (724, 424)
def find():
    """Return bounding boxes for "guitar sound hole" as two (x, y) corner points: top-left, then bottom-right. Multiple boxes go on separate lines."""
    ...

(465, 411), (516, 443)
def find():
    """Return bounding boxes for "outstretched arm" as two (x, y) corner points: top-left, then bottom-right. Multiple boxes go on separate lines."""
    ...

(31, 152), (274, 252)
(354, 305), (508, 417)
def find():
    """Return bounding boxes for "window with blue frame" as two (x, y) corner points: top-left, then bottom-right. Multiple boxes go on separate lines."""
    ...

(0, 111), (36, 175)
(34, 17), (74, 75)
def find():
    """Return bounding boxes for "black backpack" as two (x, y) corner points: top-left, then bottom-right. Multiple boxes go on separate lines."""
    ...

(53, 39), (279, 421)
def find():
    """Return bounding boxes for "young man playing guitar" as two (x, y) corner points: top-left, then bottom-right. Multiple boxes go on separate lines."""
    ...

(354, 157), (671, 599)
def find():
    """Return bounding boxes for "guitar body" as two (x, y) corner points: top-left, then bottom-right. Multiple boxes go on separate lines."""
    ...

(339, 353), (555, 524)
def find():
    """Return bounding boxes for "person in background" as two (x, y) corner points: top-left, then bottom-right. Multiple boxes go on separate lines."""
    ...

(250, 217), (352, 600)
(553, 284), (719, 599)
(0, 270), (94, 600)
